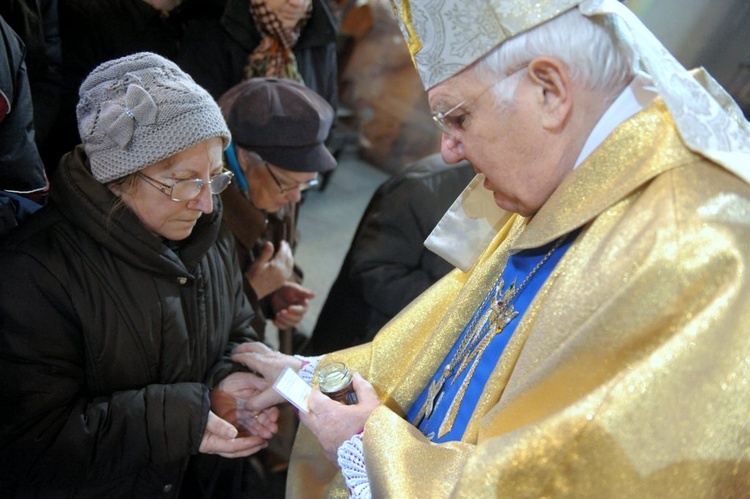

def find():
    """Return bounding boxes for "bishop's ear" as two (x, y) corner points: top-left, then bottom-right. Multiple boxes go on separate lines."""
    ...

(527, 57), (572, 131)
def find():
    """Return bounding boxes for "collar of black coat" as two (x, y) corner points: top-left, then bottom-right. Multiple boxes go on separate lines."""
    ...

(50, 145), (222, 278)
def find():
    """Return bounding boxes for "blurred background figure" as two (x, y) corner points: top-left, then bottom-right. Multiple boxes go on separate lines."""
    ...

(178, 0), (341, 189)
(178, 0), (338, 109)
(48, 0), (225, 175)
(307, 155), (474, 354)
(0, 13), (47, 237)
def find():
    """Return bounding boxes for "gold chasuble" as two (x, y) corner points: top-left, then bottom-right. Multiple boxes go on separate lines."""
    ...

(287, 98), (750, 497)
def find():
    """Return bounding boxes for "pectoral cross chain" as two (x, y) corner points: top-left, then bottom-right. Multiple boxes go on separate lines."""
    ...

(413, 234), (569, 436)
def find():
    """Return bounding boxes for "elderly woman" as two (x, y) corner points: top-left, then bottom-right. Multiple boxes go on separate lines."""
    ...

(0, 52), (277, 497)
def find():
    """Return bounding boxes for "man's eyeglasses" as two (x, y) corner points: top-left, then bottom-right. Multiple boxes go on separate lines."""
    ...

(432, 65), (527, 139)
(138, 170), (234, 202)
(265, 162), (319, 194)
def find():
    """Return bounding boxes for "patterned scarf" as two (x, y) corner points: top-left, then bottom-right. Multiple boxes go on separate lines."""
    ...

(245, 0), (312, 83)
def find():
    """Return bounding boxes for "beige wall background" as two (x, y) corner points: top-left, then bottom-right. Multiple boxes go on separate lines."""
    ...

(629, 0), (750, 86)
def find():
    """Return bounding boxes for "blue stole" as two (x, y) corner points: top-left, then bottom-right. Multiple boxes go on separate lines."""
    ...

(407, 232), (577, 442)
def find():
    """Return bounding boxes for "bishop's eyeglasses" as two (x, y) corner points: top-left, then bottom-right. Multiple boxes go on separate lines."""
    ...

(431, 65), (527, 139)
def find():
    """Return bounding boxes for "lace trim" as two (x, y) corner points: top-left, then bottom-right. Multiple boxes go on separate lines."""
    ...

(338, 433), (371, 499)
(294, 354), (322, 384)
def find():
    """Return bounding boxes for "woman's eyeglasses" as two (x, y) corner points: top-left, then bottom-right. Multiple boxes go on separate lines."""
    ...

(138, 170), (234, 202)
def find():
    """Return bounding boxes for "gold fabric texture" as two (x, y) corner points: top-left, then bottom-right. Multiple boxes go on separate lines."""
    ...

(288, 99), (750, 497)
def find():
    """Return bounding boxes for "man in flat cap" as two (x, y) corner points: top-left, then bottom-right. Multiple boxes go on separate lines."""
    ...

(228, 1), (750, 496)
(219, 77), (335, 348)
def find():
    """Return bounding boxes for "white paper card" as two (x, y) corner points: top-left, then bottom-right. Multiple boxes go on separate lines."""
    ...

(273, 366), (311, 413)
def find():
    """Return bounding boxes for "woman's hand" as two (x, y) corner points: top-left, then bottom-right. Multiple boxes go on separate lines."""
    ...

(210, 371), (280, 439)
(231, 341), (304, 410)
(300, 373), (381, 462)
(198, 411), (269, 458)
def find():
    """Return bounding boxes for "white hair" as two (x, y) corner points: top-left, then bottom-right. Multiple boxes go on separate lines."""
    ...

(474, 8), (637, 103)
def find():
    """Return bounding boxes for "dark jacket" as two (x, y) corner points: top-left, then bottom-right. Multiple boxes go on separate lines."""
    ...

(177, 0), (338, 108)
(0, 14), (46, 192)
(0, 146), (257, 497)
(0, 0), (64, 166)
(0, 13), (46, 235)
(59, 0), (221, 94)
(307, 156), (475, 354)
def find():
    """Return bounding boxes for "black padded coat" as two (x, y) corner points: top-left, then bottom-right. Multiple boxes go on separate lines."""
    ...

(0, 146), (257, 497)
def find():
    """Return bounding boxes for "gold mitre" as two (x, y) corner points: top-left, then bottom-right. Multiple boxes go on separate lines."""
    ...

(389, 0), (581, 90)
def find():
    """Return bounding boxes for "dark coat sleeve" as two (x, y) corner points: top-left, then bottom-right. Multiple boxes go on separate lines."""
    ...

(349, 176), (454, 328)
(0, 15), (46, 193)
(349, 164), (475, 320)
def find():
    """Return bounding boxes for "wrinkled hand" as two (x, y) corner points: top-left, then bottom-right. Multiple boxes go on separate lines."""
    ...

(245, 241), (294, 299)
(231, 342), (304, 410)
(270, 282), (315, 329)
(211, 371), (280, 439)
(199, 411), (268, 458)
(300, 373), (381, 462)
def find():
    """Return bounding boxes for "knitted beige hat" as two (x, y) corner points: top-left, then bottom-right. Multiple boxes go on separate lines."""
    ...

(76, 52), (231, 183)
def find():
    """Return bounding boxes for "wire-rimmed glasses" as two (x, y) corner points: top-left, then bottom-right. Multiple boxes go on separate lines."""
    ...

(138, 170), (234, 202)
(432, 65), (527, 139)
(265, 162), (320, 194)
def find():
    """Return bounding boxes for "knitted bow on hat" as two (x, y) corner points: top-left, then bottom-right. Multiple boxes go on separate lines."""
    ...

(99, 84), (158, 148)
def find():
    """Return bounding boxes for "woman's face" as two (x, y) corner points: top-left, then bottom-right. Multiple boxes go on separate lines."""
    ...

(114, 138), (224, 241)
(264, 0), (312, 29)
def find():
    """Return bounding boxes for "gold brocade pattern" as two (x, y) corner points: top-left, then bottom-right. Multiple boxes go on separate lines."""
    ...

(389, 0), (579, 89)
(388, 0), (422, 68)
(288, 100), (750, 497)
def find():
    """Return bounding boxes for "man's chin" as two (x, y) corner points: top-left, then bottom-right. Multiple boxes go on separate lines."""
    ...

(493, 193), (526, 215)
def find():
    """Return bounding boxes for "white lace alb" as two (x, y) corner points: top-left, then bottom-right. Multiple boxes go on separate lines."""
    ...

(338, 433), (371, 499)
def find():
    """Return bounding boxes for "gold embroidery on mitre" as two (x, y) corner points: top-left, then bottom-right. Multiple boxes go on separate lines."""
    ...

(390, 0), (422, 62)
